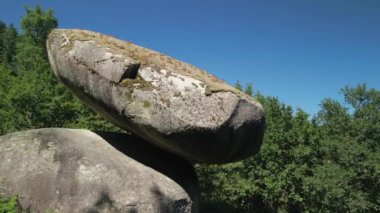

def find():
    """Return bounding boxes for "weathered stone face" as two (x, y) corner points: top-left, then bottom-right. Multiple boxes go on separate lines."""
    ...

(47, 29), (265, 163)
(0, 129), (198, 213)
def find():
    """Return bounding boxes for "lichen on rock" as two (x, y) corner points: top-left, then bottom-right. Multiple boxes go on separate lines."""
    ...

(47, 29), (265, 163)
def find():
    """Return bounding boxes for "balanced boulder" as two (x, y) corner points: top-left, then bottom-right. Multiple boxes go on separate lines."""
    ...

(0, 129), (197, 213)
(47, 29), (265, 163)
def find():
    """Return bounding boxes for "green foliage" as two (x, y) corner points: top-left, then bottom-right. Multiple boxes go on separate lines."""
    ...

(0, 6), (121, 136)
(342, 84), (380, 148)
(244, 83), (253, 96)
(0, 196), (18, 213)
(14, 38), (48, 73)
(0, 22), (17, 65)
(234, 81), (253, 95)
(235, 80), (243, 91)
(0, 5), (379, 213)
(20, 4), (57, 49)
(317, 98), (351, 137)
(197, 85), (380, 212)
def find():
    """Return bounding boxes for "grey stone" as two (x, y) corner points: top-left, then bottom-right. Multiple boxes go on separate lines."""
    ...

(47, 29), (265, 163)
(0, 128), (198, 213)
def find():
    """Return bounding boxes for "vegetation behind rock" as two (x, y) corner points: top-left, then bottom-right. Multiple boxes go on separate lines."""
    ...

(0, 5), (378, 212)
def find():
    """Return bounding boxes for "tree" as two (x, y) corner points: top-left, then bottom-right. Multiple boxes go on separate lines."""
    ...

(235, 80), (243, 91)
(0, 5), (123, 136)
(14, 38), (48, 74)
(197, 96), (323, 212)
(0, 22), (17, 65)
(0, 65), (17, 135)
(20, 4), (57, 51)
(1, 4), (379, 212)
(0, 21), (6, 60)
(197, 84), (380, 212)
(15, 4), (57, 73)
(342, 84), (380, 148)
(302, 84), (379, 211)
(317, 98), (351, 138)
(244, 83), (253, 96)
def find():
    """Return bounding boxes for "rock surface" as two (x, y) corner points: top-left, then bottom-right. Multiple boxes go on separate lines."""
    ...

(47, 29), (265, 163)
(0, 128), (198, 213)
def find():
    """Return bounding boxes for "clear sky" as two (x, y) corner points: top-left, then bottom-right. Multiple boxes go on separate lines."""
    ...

(1, 0), (379, 115)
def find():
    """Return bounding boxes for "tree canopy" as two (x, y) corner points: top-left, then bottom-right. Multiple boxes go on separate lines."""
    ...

(0, 5), (379, 212)
(0, 5), (121, 136)
(197, 84), (379, 212)
(20, 5), (57, 49)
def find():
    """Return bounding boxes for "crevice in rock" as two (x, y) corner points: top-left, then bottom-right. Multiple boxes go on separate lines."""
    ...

(119, 63), (140, 82)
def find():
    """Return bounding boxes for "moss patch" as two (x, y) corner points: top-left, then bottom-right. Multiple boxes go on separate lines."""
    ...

(143, 100), (151, 108)
(119, 75), (154, 91)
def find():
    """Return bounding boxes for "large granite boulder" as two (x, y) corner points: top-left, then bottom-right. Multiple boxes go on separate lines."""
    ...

(47, 29), (265, 163)
(0, 129), (198, 213)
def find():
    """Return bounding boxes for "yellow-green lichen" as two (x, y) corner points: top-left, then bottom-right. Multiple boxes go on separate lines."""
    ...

(173, 91), (182, 97)
(119, 75), (154, 91)
(143, 100), (151, 108)
(54, 29), (244, 96)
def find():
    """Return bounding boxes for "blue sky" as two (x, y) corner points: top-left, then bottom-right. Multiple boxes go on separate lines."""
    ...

(1, 0), (379, 115)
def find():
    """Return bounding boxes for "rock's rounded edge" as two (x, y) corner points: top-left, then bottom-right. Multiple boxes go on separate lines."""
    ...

(0, 128), (198, 213)
(46, 29), (266, 164)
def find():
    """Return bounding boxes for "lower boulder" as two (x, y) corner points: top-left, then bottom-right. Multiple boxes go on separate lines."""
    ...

(0, 128), (198, 213)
